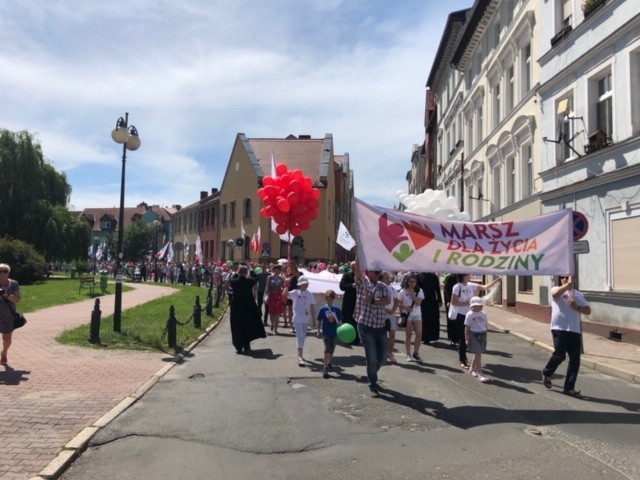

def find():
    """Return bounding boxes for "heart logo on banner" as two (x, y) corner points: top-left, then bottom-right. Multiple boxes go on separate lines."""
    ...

(378, 213), (408, 252)
(401, 220), (435, 250)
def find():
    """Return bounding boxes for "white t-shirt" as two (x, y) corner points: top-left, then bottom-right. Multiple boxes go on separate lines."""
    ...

(384, 284), (398, 320)
(397, 288), (425, 320)
(551, 288), (588, 334)
(451, 282), (479, 316)
(464, 310), (488, 333)
(289, 289), (315, 324)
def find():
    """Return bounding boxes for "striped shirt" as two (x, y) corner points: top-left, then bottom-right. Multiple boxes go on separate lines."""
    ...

(354, 277), (389, 328)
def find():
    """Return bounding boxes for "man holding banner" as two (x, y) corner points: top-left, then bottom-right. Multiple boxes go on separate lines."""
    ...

(353, 254), (390, 397)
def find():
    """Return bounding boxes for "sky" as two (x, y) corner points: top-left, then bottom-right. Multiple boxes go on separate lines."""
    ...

(0, 0), (473, 211)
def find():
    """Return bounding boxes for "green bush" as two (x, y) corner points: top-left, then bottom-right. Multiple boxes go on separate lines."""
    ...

(0, 237), (47, 284)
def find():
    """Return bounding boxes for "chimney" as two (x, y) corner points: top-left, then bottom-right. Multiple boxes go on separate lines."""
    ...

(200, 191), (208, 200)
(211, 188), (218, 194)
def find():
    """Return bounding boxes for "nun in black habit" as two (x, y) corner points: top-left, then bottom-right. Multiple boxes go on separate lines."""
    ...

(229, 265), (266, 353)
(416, 272), (443, 344)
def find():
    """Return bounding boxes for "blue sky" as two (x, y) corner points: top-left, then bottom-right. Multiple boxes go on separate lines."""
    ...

(0, 0), (472, 211)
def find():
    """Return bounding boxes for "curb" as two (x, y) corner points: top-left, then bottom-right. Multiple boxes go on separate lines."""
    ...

(36, 306), (227, 480)
(490, 320), (639, 385)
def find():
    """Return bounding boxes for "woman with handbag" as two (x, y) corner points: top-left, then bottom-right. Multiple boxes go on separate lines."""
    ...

(0, 263), (22, 365)
(397, 274), (425, 363)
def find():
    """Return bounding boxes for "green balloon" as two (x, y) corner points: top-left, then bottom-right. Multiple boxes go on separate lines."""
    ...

(255, 267), (263, 274)
(227, 260), (233, 266)
(337, 323), (356, 343)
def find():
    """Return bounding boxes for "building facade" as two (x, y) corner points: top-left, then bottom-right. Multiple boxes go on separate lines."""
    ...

(172, 189), (220, 264)
(538, 0), (640, 328)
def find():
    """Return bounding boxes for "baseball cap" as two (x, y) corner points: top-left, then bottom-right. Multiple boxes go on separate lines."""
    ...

(470, 296), (483, 307)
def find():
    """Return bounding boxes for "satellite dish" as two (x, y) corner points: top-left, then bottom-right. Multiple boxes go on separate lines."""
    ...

(235, 237), (245, 247)
(227, 239), (235, 248)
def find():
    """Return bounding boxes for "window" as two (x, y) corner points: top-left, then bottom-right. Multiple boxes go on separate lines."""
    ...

(596, 73), (613, 136)
(476, 106), (483, 147)
(611, 212), (640, 291)
(467, 117), (474, 152)
(492, 165), (502, 212)
(507, 65), (515, 112)
(507, 156), (516, 205)
(558, 96), (574, 161)
(243, 198), (252, 219)
(522, 44), (531, 98)
(631, 51), (640, 135)
(230, 201), (236, 222)
(505, 0), (515, 25)
(493, 19), (501, 50)
(211, 207), (216, 227)
(493, 84), (501, 129)
(521, 144), (533, 198)
(556, 0), (572, 30)
(518, 276), (533, 292)
(100, 220), (111, 229)
(476, 180), (483, 219)
(222, 204), (227, 224)
(221, 241), (226, 260)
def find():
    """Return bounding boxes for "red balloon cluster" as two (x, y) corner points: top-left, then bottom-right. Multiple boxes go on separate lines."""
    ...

(259, 163), (321, 237)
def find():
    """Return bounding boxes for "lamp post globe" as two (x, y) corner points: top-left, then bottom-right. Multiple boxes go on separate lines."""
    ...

(112, 113), (141, 333)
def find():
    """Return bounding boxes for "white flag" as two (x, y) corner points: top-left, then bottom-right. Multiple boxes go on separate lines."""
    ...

(167, 242), (174, 263)
(183, 234), (190, 261)
(156, 241), (169, 260)
(195, 234), (202, 262)
(270, 152), (290, 242)
(88, 243), (93, 257)
(337, 221), (356, 251)
(95, 240), (105, 261)
(241, 219), (247, 241)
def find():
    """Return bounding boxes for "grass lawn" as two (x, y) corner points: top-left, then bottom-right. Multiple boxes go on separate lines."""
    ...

(17, 277), (134, 313)
(57, 284), (228, 353)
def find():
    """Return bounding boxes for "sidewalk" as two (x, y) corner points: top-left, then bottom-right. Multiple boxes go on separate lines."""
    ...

(487, 306), (640, 384)
(0, 283), (179, 480)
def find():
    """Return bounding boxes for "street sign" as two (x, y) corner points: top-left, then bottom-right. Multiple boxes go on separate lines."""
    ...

(572, 211), (589, 241)
(573, 240), (590, 254)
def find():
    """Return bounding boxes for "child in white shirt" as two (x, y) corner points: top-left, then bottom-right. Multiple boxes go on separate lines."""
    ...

(464, 296), (489, 382)
(286, 276), (316, 367)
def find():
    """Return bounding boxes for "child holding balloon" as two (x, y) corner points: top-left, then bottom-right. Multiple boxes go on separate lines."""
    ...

(316, 289), (343, 378)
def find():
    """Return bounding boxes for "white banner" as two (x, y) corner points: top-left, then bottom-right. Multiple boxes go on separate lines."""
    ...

(183, 234), (190, 261)
(352, 198), (574, 275)
(167, 242), (174, 263)
(337, 221), (356, 251)
(195, 234), (202, 261)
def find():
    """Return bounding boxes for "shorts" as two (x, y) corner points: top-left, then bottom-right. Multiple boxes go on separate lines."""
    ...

(386, 316), (397, 331)
(468, 332), (487, 354)
(323, 336), (337, 354)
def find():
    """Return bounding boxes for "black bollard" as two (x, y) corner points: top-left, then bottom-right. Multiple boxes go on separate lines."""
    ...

(205, 286), (213, 316)
(194, 295), (202, 329)
(167, 305), (177, 348)
(88, 298), (101, 344)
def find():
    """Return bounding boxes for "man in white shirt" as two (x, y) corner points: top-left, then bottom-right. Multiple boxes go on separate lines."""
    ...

(542, 275), (591, 398)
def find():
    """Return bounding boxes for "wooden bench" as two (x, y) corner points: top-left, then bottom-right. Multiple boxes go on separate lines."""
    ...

(79, 275), (97, 294)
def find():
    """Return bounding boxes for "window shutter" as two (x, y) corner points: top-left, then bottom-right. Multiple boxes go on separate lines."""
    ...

(612, 215), (640, 291)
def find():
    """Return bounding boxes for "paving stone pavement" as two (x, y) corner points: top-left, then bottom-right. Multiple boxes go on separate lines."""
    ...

(0, 283), (179, 480)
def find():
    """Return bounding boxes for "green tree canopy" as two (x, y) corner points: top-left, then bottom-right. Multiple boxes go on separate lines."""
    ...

(0, 129), (91, 261)
(122, 219), (155, 263)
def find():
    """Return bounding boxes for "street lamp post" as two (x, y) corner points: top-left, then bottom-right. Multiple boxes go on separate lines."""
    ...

(111, 113), (141, 333)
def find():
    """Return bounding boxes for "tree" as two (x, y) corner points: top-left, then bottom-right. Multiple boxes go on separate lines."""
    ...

(0, 129), (90, 260)
(122, 219), (155, 263)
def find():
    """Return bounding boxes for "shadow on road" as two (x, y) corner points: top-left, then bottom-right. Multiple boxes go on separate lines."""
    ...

(0, 365), (30, 385)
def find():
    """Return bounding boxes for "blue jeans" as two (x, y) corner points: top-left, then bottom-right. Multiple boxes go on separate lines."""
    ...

(357, 323), (388, 390)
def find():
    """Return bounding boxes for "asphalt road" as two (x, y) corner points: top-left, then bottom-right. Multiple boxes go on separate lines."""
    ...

(62, 314), (640, 480)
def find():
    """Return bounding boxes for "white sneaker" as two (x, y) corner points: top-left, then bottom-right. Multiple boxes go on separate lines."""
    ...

(387, 353), (397, 363)
(298, 356), (306, 367)
(405, 354), (412, 362)
(469, 368), (478, 377)
(478, 375), (489, 383)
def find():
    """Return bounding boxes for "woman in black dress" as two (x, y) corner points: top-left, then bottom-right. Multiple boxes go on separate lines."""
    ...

(229, 265), (266, 353)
